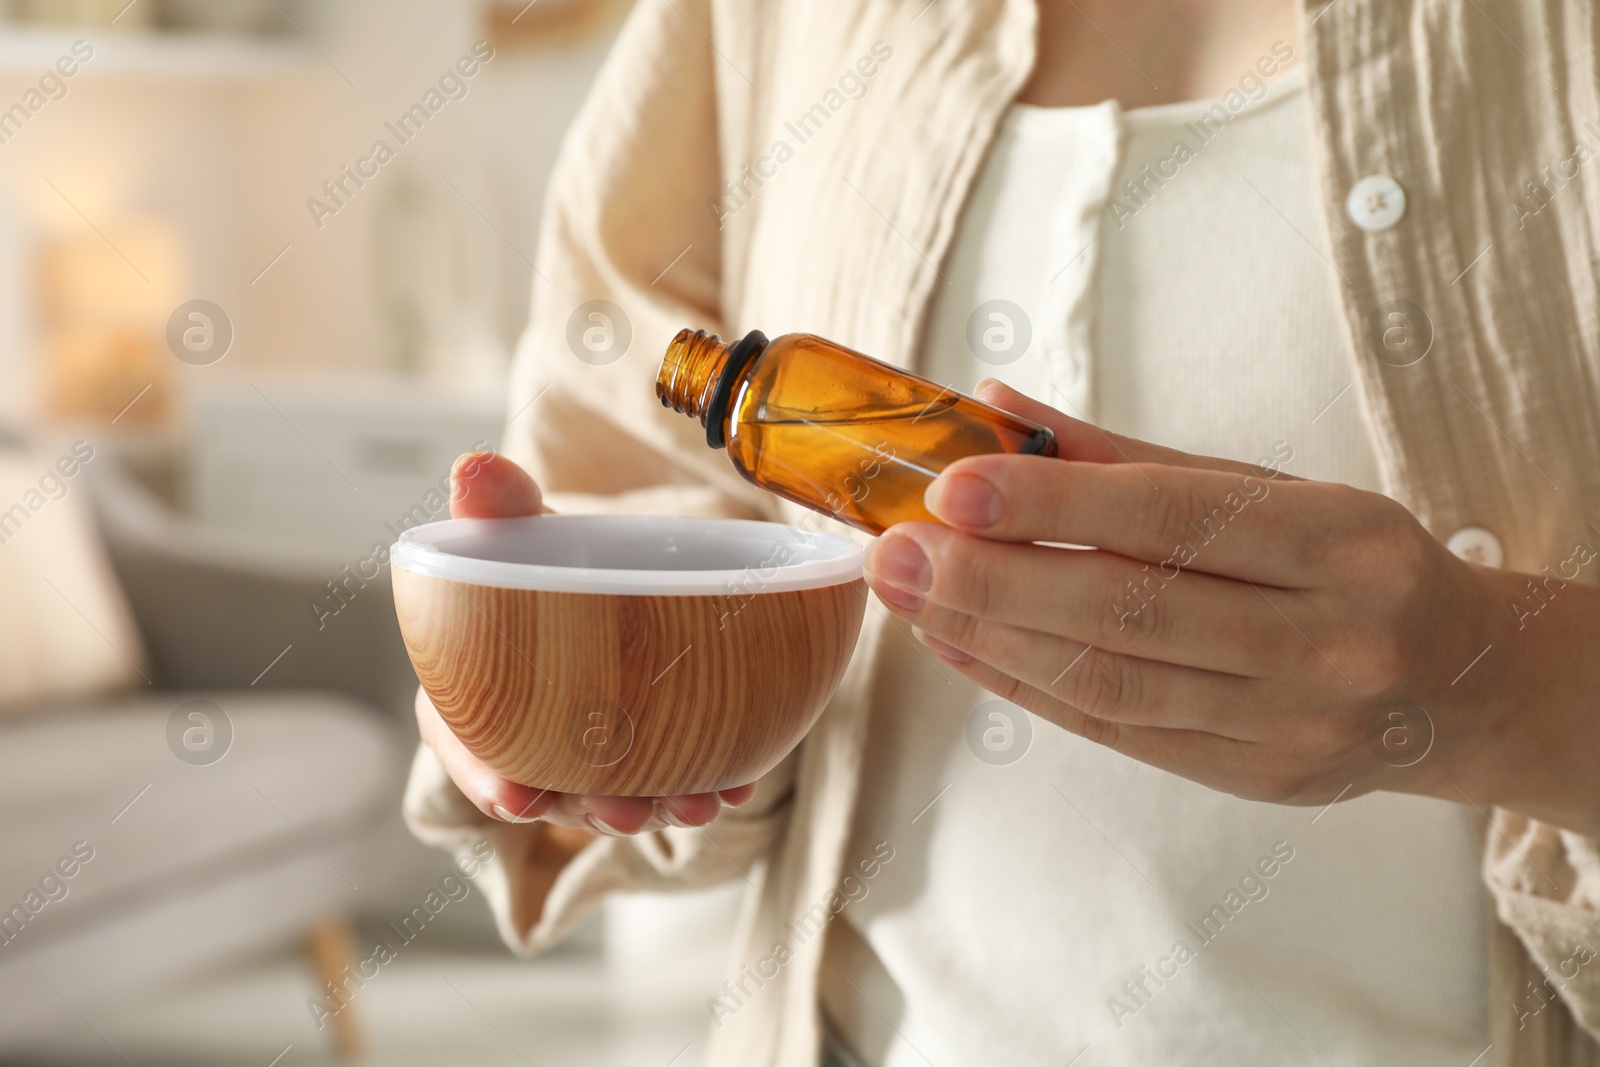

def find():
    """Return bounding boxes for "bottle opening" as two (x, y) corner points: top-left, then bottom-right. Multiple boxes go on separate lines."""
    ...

(655, 329), (731, 424)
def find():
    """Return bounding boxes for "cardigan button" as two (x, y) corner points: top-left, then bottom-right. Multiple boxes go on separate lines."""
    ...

(1445, 527), (1504, 568)
(1346, 175), (1407, 232)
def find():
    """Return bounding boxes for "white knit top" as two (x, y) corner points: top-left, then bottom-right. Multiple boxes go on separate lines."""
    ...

(820, 65), (1490, 1067)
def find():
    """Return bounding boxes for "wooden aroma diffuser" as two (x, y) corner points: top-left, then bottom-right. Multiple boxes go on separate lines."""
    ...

(392, 514), (865, 796)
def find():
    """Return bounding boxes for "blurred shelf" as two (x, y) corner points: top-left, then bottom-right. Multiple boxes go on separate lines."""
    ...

(0, 25), (320, 80)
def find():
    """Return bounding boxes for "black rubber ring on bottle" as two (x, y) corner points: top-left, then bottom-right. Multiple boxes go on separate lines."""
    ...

(704, 329), (769, 449)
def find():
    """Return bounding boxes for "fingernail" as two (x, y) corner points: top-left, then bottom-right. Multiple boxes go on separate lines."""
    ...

(974, 377), (1001, 394)
(653, 800), (695, 829)
(927, 472), (1002, 528)
(915, 629), (972, 664)
(450, 451), (492, 499)
(491, 804), (540, 824)
(866, 535), (932, 593)
(584, 813), (628, 837)
(451, 450), (492, 475)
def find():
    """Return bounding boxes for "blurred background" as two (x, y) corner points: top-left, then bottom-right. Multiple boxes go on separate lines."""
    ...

(0, 1), (741, 1063)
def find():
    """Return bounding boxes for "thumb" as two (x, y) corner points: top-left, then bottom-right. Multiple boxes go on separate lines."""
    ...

(973, 379), (1293, 478)
(449, 452), (546, 519)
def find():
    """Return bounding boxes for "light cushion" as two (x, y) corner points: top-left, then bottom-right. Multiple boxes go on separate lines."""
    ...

(0, 691), (402, 1044)
(0, 441), (148, 712)
(0, 691), (401, 924)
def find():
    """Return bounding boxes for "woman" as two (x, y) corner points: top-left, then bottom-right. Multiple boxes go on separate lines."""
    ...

(405, 1), (1600, 1063)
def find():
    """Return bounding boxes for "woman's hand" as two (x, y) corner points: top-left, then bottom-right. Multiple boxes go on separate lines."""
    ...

(864, 383), (1600, 832)
(414, 451), (756, 836)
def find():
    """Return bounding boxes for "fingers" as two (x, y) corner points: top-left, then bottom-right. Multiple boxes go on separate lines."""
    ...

(923, 453), (1317, 587)
(864, 525), (1301, 675)
(947, 651), (1361, 806)
(415, 687), (556, 823)
(974, 381), (1299, 480)
(417, 686), (755, 835)
(904, 608), (1263, 735)
(450, 451), (546, 519)
(718, 782), (759, 807)
(932, 645), (1255, 786)
(539, 791), (727, 835)
(542, 781), (756, 833)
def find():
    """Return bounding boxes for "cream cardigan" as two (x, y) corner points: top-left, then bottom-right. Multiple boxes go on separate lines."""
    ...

(403, 1), (1600, 1063)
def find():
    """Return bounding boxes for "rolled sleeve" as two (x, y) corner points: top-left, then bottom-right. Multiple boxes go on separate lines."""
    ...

(1484, 808), (1600, 1037)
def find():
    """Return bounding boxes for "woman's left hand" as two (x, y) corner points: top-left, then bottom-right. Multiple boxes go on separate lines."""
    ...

(864, 382), (1595, 828)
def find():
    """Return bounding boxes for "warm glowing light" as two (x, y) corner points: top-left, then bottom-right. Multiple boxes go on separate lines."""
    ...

(39, 217), (186, 424)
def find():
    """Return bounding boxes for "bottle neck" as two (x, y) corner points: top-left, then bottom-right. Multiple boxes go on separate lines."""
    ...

(656, 329), (731, 428)
(656, 328), (770, 449)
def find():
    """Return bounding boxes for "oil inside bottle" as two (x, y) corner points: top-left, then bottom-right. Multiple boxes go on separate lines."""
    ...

(723, 335), (1052, 534)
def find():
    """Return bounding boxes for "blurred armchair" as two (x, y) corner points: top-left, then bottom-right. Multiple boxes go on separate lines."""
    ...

(0, 437), (419, 1058)
(87, 439), (421, 716)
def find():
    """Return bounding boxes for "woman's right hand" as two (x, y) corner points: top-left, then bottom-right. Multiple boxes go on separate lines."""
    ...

(413, 451), (757, 837)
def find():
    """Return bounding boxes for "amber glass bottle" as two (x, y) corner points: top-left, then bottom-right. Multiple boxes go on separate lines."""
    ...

(656, 329), (1056, 536)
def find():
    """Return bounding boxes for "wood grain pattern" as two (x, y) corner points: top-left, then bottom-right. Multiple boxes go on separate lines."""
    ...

(394, 569), (867, 796)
